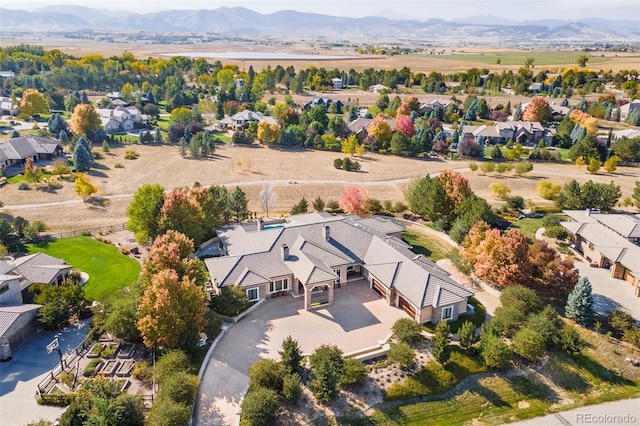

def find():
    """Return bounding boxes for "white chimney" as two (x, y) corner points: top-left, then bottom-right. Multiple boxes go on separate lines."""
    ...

(323, 225), (331, 241)
(281, 244), (289, 260)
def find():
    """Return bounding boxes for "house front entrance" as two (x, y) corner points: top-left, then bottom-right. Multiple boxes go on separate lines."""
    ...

(304, 282), (335, 310)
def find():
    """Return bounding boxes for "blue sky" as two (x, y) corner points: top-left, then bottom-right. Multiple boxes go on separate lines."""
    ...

(6, 0), (640, 21)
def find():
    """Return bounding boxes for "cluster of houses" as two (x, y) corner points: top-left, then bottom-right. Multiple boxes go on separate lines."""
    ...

(0, 253), (72, 360)
(205, 212), (474, 323)
(0, 136), (63, 176)
(459, 121), (555, 146)
(562, 210), (640, 297)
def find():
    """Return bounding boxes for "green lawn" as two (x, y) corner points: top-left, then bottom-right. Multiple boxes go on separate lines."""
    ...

(509, 217), (544, 242)
(402, 226), (453, 262)
(27, 236), (141, 302)
(410, 51), (613, 67)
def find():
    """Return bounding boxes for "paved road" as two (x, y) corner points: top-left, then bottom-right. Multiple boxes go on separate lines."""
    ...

(512, 398), (640, 426)
(0, 320), (90, 426)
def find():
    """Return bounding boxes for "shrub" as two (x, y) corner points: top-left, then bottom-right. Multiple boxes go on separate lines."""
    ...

(387, 342), (415, 369)
(384, 361), (456, 401)
(544, 226), (568, 240)
(341, 358), (366, 385)
(83, 359), (101, 377)
(505, 195), (525, 211)
(241, 387), (280, 426)
(18, 182), (30, 190)
(480, 332), (511, 369)
(37, 393), (73, 407)
(59, 372), (74, 389)
(282, 373), (302, 401)
(392, 318), (423, 345)
(114, 162), (124, 168)
(512, 327), (546, 361)
(559, 326), (584, 354)
(124, 150), (138, 160)
(210, 284), (248, 317)
(90, 343), (104, 356)
(248, 359), (285, 392)
(606, 309), (635, 338)
(155, 350), (191, 384)
(157, 371), (199, 405)
(146, 398), (191, 426)
(542, 214), (564, 227)
(458, 321), (477, 350)
(526, 305), (561, 348)
(132, 361), (153, 386)
(537, 181), (562, 200)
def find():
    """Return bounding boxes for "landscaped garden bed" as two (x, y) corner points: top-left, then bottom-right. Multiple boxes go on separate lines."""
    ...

(87, 343), (104, 359)
(118, 342), (136, 359)
(116, 360), (135, 377)
(83, 359), (102, 377)
(101, 342), (120, 359)
(99, 359), (119, 376)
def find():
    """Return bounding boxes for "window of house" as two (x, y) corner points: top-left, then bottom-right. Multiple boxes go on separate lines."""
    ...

(246, 288), (259, 301)
(0, 285), (9, 295)
(442, 306), (453, 321)
(269, 278), (288, 293)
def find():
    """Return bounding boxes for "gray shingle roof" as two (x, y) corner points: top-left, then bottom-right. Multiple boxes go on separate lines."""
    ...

(0, 304), (40, 338)
(9, 253), (70, 289)
(209, 214), (472, 309)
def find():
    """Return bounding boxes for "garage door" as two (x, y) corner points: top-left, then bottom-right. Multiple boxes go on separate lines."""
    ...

(372, 279), (387, 298)
(398, 296), (417, 318)
(624, 269), (636, 285)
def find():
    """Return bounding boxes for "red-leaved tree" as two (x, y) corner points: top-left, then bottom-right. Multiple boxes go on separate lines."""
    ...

(438, 169), (473, 217)
(395, 114), (415, 138)
(523, 96), (550, 123)
(340, 186), (368, 214)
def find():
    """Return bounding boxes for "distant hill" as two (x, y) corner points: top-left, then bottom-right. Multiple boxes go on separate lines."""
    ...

(0, 6), (637, 43)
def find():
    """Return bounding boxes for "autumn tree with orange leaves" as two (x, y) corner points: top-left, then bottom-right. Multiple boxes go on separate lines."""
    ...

(522, 96), (550, 123)
(137, 269), (207, 350)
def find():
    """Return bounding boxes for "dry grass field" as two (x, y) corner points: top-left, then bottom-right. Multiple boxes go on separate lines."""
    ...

(2, 36), (639, 73)
(2, 142), (639, 233)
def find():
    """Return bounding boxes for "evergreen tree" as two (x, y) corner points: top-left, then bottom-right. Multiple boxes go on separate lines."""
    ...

(73, 137), (93, 172)
(565, 276), (594, 326)
(184, 125), (192, 143)
(279, 336), (302, 374)
(513, 102), (523, 121)
(179, 137), (186, 157)
(155, 128), (162, 143)
(229, 186), (249, 222)
(59, 129), (69, 144)
(577, 98), (588, 112)
(612, 108), (621, 122)
(432, 321), (451, 364)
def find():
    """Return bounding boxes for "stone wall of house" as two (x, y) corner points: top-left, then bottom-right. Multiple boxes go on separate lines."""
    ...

(5, 310), (39, 351)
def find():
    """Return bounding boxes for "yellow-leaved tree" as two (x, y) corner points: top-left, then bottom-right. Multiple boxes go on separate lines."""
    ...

(19, 89), (49, 119)
(70, 103), (102, 137)
(74, 173), (99, 200)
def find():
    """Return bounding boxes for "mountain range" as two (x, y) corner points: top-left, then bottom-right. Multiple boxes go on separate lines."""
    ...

(1, 6), (638, 43)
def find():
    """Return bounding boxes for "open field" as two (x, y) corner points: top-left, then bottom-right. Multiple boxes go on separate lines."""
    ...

(1, 36), (639, 73)
(1, 143), (639, 233)
(27, 236), (141, 302)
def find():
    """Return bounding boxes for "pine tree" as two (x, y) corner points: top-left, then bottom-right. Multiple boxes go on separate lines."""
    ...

(432, 321), (451, 364)
(59, 129), (69, 144)
(513, 102), (523, 121)
(279, 336), (302, 374)
(73, 137), (93, 172)
(612, 108), (621, 122)
(565, 276), (594, 327)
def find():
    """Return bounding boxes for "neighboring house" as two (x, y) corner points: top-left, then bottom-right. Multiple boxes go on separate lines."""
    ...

(217, 110), (279, 131)
(346, 117), (397, 141)
(528, 82), (543, 92)
(0, 275), (41, 360)
(206, 212), (474, 323)
(612, 128), (640, 140)
(460, 121), (549, 146)
(96, 106), (142, 133)
(418, 97), (453, 115)
(331, 77), (344, 90)
(619, 100), (640, 121)
(0, 71), (17, 80)
(0, 136), (63, 174)
(521, 100), (570, 116)
(0, 96), (18, 116)
(369, 84), (389, 93)
(304, 96), (353, 114)
(561, 210), (640, 297)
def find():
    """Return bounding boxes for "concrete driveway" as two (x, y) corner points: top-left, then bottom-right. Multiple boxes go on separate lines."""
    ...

(0, 320), (90, 426)
(193, 280), (407, 426)
(573, 262), (640, 320)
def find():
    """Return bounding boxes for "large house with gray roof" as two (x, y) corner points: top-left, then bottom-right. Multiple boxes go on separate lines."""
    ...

(0, 136), (63, 175)
(205, 213), (473, 323)
(562, 210), (640, 297)
(0, 253), (72, 293)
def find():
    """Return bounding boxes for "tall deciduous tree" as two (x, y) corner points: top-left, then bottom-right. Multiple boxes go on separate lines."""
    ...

(522, 96), (550, 123)
(20, 89), (49, 118)
(127, 184), (166, 243)
(137, 269), (207, 350)
(565, 276), (594, 327)
(259, 181), (278, 218)
(70, 103), (102, 139)
(339, 186), (368, 214)
(143, 230), (207, 286)
(395, 114), (415, 138)
(159, 189), (205, 245)
(369, 113), (392, 145)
